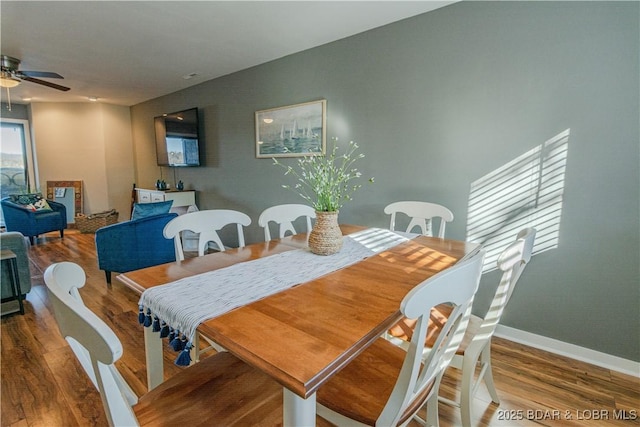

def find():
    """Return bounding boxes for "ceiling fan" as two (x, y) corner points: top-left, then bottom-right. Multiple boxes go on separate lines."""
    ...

(0, 55), (70, 91)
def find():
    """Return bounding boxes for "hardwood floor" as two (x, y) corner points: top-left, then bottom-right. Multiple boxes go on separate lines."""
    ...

(1, 230), (638, 426)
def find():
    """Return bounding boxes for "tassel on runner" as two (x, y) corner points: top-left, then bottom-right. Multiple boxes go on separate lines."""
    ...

(159, 321), (170, 338)
(175, 342), (192, 366)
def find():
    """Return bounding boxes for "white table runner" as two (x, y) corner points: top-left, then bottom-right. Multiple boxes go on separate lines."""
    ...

(139, 228), (414, 355)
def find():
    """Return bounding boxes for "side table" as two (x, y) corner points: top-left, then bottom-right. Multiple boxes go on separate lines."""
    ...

(1, 249), (25, 316)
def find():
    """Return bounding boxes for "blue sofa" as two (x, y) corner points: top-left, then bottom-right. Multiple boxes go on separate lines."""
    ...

(95, 212), (178, 285)
(1, 196), (67, 245)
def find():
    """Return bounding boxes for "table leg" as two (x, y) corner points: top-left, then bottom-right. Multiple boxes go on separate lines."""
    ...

(283, 388), (316, 427)
(144, 325), (164, 390)
(190, 333), (199, 364)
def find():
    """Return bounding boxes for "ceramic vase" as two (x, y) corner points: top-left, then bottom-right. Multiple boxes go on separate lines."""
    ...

(308, 210), (343, 255)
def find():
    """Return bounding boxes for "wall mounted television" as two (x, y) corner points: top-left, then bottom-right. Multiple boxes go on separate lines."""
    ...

(154, 108), (201, 167)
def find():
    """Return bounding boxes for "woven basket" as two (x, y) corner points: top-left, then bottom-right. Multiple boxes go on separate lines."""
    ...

(76, 209), (119, 233)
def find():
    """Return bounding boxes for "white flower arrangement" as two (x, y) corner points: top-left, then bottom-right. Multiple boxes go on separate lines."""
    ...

(273, 137), (373, 212)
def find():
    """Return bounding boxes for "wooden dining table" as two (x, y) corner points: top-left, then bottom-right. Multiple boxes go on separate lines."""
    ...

(117, 224), (480, 426)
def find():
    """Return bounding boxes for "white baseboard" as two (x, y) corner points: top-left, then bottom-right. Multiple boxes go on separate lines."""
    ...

(495, 325), (640, 377)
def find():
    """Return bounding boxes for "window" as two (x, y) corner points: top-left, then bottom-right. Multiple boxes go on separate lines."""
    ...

(1, 119), (36, 225)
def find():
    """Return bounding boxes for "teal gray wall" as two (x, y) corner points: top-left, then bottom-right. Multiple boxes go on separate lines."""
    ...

(0, 103), (29, 120)
(131, 2), (639, 361)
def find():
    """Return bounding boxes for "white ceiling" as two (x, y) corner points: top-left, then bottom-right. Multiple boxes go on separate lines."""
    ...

(1, 1), (454, 107)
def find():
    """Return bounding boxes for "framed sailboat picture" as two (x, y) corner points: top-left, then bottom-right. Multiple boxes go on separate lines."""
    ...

(255, 99), (326, 158)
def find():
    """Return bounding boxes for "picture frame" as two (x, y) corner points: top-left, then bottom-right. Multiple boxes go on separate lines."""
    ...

(255, 99), (326, 158)
(46, 180), (83, 219)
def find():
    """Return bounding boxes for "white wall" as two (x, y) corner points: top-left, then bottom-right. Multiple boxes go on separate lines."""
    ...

(102, 105), (137, 219)
(30, 103), (134, 219)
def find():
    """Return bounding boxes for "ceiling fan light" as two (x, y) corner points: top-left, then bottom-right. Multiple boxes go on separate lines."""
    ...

(0, 75), (20, 88)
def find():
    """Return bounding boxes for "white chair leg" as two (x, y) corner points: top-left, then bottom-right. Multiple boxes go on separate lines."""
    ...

(425, 374), (443, 427)
(460, 350), (480, 427)
(480, 345), (500, 404)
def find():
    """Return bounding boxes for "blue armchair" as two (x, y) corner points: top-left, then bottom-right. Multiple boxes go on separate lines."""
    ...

(95, 212), (178, 285)
(1, 197), (67, 245)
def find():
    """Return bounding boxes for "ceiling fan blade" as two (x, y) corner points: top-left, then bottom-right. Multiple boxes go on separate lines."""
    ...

(22, 76), (70, 91)
(20, 70), (64, 79)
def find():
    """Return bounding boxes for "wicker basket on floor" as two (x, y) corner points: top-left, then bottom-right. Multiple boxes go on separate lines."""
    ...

(76, 209), (119, 233)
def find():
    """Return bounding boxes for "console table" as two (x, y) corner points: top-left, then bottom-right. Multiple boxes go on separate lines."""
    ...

(135, 188), (198, 250)
(135, 188), (196, 214)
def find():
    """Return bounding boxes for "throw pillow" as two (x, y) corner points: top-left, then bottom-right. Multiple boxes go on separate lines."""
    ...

(11, 193), (42, 206)
(131, 200), (173, 220)
(33, 198), (53, 211)
(11, 193), (51, 211)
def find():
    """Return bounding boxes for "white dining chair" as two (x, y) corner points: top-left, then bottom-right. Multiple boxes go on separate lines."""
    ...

(43, 261), (294, 427)
(257, 203), (316, 241)
(163, 209), (251, 261)
(316, 250), (485, 427)
(389, 228), (536, 427)
(384, 201), (454, 238)
(432, 227), (536, 426)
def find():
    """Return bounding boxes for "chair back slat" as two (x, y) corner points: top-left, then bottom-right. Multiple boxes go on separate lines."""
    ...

(384, 201), (454, 238)
(378, 250), (485, 426)
(163, 209), (251, 260)
(479, 228), (536, 339)
(258, 204), (316, 241)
